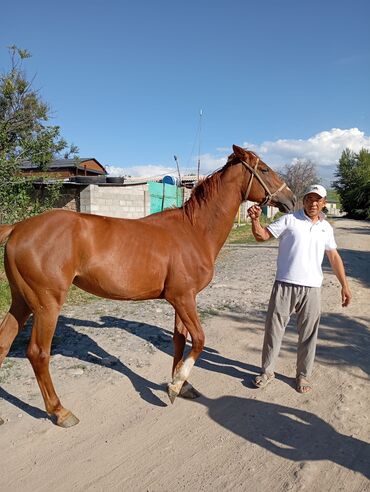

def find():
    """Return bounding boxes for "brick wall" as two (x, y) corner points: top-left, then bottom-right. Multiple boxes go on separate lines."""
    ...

(80, 184), (150, 218)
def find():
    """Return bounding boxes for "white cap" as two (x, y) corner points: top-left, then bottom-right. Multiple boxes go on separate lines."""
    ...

(303, 184), (327, 198)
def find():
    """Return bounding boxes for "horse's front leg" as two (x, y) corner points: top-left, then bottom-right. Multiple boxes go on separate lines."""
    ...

(168, 295), (205, 403)
(173, 312), (201, 400)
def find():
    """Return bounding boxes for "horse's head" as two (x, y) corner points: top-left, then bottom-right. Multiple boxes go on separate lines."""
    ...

(232, 145), (296, 213)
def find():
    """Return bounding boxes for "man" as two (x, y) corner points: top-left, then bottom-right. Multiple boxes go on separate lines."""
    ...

(248, 184), (351, 393)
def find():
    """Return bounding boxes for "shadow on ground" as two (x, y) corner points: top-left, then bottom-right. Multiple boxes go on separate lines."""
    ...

(1, 311), (278, 423)
(2, 311), (369, 479)
(323, 248), (370, 288)
(274, 312), (370, 379)
(317, 313), (370, 377)
(219, 308), (370, 379)
(192, 394), (370, 479)
(6, 313), (262, 395)
(4, 306), (369, 416)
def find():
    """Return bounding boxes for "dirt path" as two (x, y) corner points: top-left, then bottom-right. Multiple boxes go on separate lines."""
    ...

(0, 218), (369, 491)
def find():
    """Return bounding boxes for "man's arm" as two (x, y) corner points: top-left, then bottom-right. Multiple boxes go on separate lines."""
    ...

(247, 205), (273, 242)
(325, 249), (352, 307)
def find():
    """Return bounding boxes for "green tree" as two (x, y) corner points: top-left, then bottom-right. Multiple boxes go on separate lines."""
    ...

(0, 45), (77, 223)
(334, 148), (370, 219)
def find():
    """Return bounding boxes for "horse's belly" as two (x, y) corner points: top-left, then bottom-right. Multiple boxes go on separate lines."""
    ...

(73, 271), (165, 301)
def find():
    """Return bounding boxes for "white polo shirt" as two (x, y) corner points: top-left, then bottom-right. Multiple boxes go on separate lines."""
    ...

(267, 209), (337, 288)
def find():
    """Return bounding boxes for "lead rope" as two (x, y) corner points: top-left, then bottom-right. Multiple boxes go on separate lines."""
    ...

(241, 158), (287, 206)
(244, 158), (259, 201)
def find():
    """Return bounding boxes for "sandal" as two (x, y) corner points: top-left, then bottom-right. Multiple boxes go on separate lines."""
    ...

(253, 372), (275, 388)
(296, 376), (312, 394)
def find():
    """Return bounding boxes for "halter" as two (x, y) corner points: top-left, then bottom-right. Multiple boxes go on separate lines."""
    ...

(240, 158), (287, 207)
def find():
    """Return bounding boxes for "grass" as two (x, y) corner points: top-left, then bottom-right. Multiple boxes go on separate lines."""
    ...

(227, 213), (276, 244)
(0, 281), (11, 316)
(69, 364), (87, 371)
(0, 282), (97, 317)
(0, 359), (16, 383)
(227, 223), (256, 244)
(66, 285), (98, 305)
(198, 307), (220, 322)
(0, 282), (96, 317)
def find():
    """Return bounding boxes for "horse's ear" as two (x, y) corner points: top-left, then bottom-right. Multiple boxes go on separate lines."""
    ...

(232, 145), (247, 160)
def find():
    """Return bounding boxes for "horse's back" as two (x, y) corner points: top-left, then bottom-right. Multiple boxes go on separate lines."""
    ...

(5, 209), (82, 253)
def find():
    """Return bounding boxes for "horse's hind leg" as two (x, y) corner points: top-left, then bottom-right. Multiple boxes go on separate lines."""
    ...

(27, 302), (79, 428)
(0, 295), (30, 425)
(0, 294), (31, 367)
(172, 312), (201, 400)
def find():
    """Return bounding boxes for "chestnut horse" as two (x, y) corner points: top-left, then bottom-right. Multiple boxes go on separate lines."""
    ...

(0, 145), (295, 427)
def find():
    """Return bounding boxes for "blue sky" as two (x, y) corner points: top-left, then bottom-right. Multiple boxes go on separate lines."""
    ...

(1, 0), (370, 183)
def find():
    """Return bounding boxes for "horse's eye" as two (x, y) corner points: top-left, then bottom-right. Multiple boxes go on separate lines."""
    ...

(261, 168), (269, 174)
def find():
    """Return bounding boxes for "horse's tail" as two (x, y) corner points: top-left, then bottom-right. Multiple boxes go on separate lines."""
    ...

(0, 224), (15, 245)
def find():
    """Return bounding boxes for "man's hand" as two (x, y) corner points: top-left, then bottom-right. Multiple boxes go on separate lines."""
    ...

(248, 205), (262, 220)
(326, 249), (352, 307)
(247, 205), (272, 242)
(341, 286), (352, 307)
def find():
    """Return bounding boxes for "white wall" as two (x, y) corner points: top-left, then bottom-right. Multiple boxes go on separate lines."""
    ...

(80, 184), (149, 219)
(79, 184), (192, 219)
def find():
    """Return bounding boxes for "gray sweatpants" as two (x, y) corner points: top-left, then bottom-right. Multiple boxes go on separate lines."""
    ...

(262, 281), (321, 378)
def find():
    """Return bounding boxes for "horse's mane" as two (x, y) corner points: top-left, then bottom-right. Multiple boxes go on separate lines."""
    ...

(181, 154), (238, 223)
(177, 148), (261, 223)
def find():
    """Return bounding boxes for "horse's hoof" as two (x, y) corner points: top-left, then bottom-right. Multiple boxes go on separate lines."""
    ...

(0, 417), (4, 426)
(179, 382), (201, 399)
(167, 384), (179, 404)
(57, 412), (80, 428)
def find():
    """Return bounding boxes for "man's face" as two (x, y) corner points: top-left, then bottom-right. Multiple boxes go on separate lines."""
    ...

(303, 193), (326, 219)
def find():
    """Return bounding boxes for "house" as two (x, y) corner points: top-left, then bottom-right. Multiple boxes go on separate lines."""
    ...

(19, 157), (109, 214)
(20, 158), (108, 179)
(325, 189), (344, 216)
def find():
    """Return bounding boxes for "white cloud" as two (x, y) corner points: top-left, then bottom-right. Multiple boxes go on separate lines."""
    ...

(185, 128), (370, 177)
(105, 165), (126, 177)
(242, 128), (370, 167)
(107, 128), (370, 182)
(106, 163), (175, 178)
(194, 153), (228, 174)
(129, 164), (175, 177)
(107, 155), (228, 178)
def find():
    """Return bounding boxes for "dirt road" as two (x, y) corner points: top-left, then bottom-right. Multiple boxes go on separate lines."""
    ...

(0, 218), (369, 491)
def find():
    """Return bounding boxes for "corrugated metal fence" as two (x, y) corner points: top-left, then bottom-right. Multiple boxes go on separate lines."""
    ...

(148, 182), (184, 214)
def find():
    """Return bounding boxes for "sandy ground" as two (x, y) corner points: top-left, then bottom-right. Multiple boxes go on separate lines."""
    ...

(0, 217), (369, 492)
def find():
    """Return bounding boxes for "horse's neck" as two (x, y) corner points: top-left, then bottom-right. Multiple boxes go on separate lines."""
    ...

(192, 166), (244, 259)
